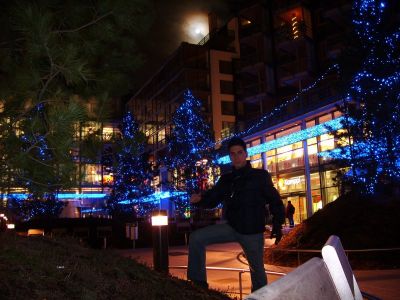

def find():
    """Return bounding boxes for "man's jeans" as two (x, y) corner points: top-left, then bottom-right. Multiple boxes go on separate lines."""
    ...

(187, 223), (267, 292)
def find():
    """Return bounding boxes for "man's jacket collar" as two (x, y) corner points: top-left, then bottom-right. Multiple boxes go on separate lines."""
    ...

(232, 161), (252, 176)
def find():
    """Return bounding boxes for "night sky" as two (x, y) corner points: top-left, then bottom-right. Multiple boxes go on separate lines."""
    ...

(135, 0), (241, 89)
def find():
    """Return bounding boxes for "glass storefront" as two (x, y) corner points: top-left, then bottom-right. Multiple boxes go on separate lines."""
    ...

(82, 164), (102, 185)
(284, 195), (307, 224)
(248, 138), (263, 169)
(246, 110), (345, 221)
(277, 174), (307, 224)
(321, 170), (340, 204)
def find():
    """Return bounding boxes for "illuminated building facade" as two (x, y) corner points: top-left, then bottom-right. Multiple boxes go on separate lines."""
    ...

(127, 0), (355, 220)
(222, 106), (348, 223)
(1, 108), (122, 219)
(127, 26), (240, 161)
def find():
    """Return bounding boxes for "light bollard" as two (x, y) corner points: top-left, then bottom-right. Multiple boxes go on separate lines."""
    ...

(151, 210), (169, 273)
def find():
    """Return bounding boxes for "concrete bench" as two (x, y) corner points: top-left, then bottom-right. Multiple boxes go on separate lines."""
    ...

(246, 235), (362, 300)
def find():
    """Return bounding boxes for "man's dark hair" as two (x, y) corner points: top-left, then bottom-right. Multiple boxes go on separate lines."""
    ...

(227, 137), (247, 151)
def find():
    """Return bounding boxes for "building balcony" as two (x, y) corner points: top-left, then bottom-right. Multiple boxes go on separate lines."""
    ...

(237, 82), (267, 101)
(239, 53), (264, 70)
(323, 0), (352, 24)
(240, 22), (264, 38)
(275, 21), (309, 51)
(325, 34), (345, 58)
(277, 58), (311, 86)
(207, 28), (236, 51)
(239, 50), (273, 71)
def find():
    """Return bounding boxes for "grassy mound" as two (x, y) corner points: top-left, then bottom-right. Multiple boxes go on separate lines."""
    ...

(0, 233), (231, 300)
(265, 192), (400, 269)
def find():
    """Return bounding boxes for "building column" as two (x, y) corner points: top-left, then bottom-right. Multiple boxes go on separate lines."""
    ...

(302, 120), (313, 218)
(261, 135), (268, 171)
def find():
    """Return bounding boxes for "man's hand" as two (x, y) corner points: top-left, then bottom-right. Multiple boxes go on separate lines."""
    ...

(190, 193), (202, 204)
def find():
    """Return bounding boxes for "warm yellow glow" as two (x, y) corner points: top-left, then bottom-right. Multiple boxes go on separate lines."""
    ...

(308, 144), (318, 155)
(320, 139), (335, 152)
(151, 215), (168, 226)
(28, 229), (44, 236)
(183, 13), (209, 43)
(102, 174), (113, 184)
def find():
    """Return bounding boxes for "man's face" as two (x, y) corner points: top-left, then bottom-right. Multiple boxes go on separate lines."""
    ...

(229, 145), (248, 169)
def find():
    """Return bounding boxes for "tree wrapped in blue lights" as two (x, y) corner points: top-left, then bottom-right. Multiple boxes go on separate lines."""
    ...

(5, 104), (73, 220)
(334, 0), (400, 194)
(167, 89), (217, 217)
(8, 194), (65, 221)
(107, 111), (155, 218)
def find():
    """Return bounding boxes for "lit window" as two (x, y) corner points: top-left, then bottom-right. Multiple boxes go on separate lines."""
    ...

(320, 138), (335, 152)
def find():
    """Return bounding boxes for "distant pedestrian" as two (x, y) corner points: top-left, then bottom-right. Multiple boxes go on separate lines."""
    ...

(0, 217), (6, 232)
(286, 200), (295, 228)
(188, 137), (284, 292)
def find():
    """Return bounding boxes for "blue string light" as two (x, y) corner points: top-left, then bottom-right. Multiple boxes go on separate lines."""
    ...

(216, 116), (351, 165)
(342, 0), (400, 194)
(3, 193), (107, 200)
(214, 64), (340, 145)
(166, 89), (217, 216)
(119, 191), (187, 205)
(109, 111), (156, 216)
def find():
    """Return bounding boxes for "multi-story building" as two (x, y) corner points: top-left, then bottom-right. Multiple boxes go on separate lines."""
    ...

(126, 0), (356, 221)
(234, 0), (351, 129)
(224, 0), (354, 222)
(127, 16), (241, 161)
(0, 98), (123, 219)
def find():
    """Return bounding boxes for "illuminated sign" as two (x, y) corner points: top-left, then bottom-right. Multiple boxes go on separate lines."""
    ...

(284, 177), (301, 186)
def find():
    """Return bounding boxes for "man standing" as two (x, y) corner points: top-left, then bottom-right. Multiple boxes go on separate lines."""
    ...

(188, 137), (284, 292)
(286, 200), (295, 228)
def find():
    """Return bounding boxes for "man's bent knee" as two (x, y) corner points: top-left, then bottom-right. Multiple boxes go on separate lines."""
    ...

(189, 230), (203, 246)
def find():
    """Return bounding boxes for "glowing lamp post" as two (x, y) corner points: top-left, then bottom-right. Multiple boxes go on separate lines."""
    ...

(151, 210), (169, 273)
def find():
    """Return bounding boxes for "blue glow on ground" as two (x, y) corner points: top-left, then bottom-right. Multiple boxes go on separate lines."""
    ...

(119, 191), (187, 204)
(3, 193), (107, 200)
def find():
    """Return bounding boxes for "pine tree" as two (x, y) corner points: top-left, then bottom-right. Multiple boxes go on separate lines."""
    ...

(331, 0), (400, 194)
(107, 111), (155, 218)
(167, 89), (216, 217)
(0, 0), (153, 216)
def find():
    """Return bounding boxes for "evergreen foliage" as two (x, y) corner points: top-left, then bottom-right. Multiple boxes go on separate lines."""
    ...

(332, 0), (400, 194)
(8, 194), (65, 221)
(0, 0), (153, 216)
(167, 90), (217, 217)
(107, 111), (155, 218)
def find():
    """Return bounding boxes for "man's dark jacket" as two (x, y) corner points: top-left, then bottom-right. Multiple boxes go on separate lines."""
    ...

(197, 163), (284, 234)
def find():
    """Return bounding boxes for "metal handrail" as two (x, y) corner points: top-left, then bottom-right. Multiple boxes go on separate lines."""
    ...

(361, 291), (382, 300)
(169, 265), (286, 300)
(169, 264), (382, 300)
(267, 246), (400, 266)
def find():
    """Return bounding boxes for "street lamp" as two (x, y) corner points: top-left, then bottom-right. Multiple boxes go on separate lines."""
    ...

(151, 210), (169, 273)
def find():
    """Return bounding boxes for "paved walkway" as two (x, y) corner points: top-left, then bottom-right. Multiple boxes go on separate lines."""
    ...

(118, 240), (400, 299)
